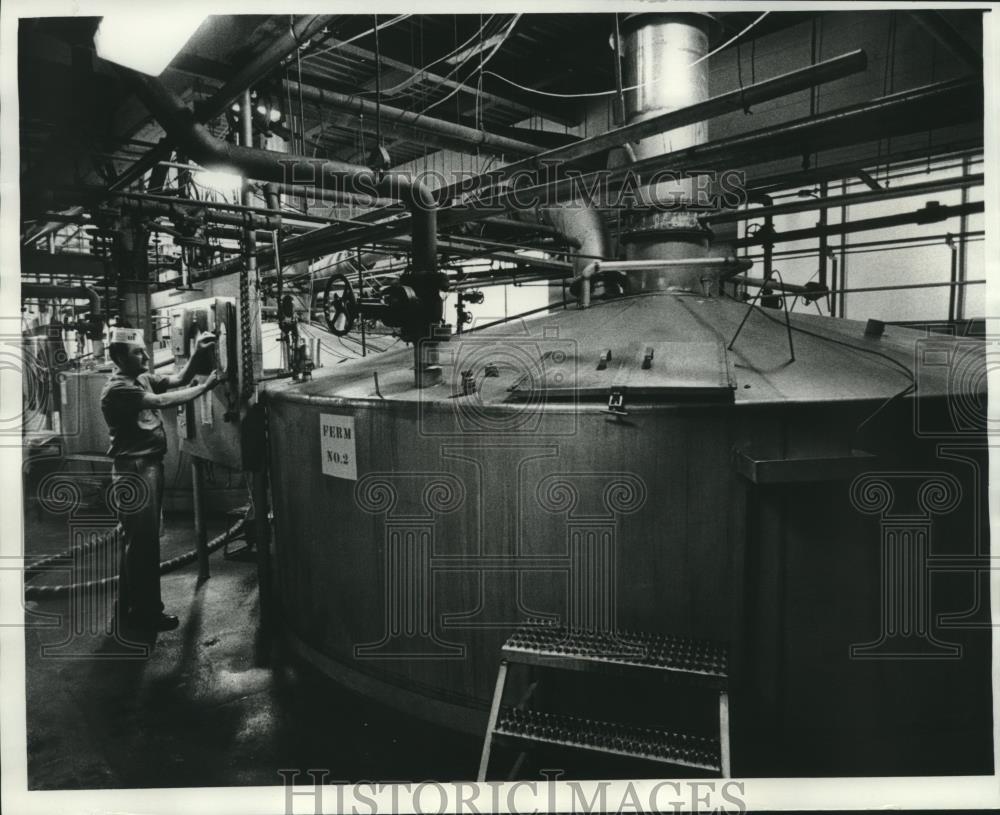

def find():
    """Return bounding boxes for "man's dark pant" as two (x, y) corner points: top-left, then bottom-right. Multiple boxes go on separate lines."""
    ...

(112, 455), (165, 624)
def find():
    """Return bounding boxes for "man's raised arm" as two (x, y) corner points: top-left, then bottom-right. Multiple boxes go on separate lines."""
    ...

(163, 333), (217, 388)
(141, 371), (220, 408)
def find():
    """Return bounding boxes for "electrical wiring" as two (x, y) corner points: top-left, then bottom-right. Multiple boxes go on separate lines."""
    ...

(370, 15), (498, 98)
(418, 14), (522, 117)
(482, 12), (769, 99)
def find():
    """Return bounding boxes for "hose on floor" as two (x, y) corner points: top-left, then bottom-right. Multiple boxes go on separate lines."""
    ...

(23, 518), (246, 600)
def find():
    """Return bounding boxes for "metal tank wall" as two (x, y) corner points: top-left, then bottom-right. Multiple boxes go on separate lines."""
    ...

(267, 395), (990, 775)
(263, 302), (992, 775)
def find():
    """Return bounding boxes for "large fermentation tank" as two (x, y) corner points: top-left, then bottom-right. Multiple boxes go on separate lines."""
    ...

(264, 292), (991, 776)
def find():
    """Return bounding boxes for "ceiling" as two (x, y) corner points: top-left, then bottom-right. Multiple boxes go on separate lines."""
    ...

(18, 11), (814, 217)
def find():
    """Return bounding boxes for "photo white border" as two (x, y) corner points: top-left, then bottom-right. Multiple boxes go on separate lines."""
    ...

(2, 0), (998, 812)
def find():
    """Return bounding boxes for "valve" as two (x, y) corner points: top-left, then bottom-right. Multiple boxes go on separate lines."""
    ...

(321, 273), (358, 336)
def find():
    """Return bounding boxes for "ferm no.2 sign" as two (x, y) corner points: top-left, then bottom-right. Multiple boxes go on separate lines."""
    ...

(319, 414), (358, 480)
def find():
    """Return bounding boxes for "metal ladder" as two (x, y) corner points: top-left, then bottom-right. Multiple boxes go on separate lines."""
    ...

(478, 623), (730, 780)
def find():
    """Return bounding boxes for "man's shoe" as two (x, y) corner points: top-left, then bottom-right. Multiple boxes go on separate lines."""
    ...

(152, 613), (180, 632)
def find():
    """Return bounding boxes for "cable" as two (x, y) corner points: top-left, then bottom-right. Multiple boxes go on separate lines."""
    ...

(371, 15), (497, 98)
(482, 12), (768, 99)
(24, 518), (245, 600)
(419, 14), (521, 116)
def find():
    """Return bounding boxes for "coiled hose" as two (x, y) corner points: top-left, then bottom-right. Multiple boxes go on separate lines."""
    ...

(23, 517), (246, 600)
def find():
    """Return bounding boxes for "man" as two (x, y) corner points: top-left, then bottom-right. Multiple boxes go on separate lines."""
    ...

(101, 327), (219, 634)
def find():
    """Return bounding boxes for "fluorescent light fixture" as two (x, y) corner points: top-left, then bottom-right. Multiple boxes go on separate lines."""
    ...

(95, 11), (206, 76)
(445, 33), (505, 65)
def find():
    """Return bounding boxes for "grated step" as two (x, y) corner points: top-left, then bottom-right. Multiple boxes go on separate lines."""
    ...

(501, 623), (728, 687)
(494, 706), (721, 772)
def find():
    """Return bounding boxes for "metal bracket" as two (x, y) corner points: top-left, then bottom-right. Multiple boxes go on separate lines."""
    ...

(606, 388), (628, 416)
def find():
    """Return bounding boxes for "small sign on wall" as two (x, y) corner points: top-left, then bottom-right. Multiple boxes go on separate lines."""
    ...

(320, 413), (358, 480)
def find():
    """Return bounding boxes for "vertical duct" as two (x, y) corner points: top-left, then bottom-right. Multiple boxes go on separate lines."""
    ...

(620, 13), (717, 290)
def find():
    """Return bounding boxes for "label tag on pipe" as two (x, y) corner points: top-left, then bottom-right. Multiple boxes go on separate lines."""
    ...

(320, 414), (357, 481)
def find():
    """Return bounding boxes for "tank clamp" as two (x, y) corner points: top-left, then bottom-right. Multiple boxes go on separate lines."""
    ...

(606, 387), (628, 416)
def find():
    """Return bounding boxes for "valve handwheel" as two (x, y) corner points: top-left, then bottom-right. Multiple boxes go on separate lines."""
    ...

(322, 273), (358, 336)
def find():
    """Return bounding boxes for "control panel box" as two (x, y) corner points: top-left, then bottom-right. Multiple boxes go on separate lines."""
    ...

(160, 297), (242, 469)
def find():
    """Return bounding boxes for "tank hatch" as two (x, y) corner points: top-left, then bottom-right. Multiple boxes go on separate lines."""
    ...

(507, 340), (735, 404)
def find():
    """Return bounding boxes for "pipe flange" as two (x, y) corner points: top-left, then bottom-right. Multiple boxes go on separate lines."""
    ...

(621, 209), (714, 244)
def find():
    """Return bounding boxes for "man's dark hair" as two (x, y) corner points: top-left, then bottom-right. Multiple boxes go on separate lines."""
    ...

(108, 343), (130, 367)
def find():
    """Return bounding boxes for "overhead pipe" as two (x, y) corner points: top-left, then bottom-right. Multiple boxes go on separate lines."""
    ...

(704, 173), (984, 225)
(732, 201), (984, 248)
(129, 74), (437, 276)
(480, 77), (983, 213)
(423, 49), (869, 208)
(154, 48), (872, 294)
(22, 281), (102, 314)
(746, 139), (983, 196)
(110, 15), (332, 194)
(295, 66), (980, 299)
(21, 283), (106, 352)
(476, 217), (582, 247)
(131, 73), (447, 385)
(265, 180), (394, 209)
(284, 80), (542, 158)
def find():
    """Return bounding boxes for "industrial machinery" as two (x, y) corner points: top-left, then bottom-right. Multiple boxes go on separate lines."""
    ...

(257, 13), (989, 777)
(20, 9), (989, 781)
(163, 296), (242, 468)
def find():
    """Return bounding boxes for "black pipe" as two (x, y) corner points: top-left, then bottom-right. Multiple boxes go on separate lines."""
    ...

(732, 201), (984, 248)
(704, 173), (983, 225)
(109, 16), (332, 195)
(481, 77), (983, 212)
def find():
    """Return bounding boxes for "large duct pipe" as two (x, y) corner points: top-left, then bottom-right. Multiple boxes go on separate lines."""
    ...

(537, 205), (610, 308)
(109, 16), (333, 195)
(622, 13), (712, 201)
(619, 13), (715, 282)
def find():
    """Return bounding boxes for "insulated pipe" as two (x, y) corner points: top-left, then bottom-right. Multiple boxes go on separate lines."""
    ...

(284, 81), (542, 158)
(199, 16), (332, 122)
(186, 50), (874, 279)
(538, 204), (610, 308)
(620, 12), (711, 208)
(129, 74), (437, 275)
(109, 16), (332, 195)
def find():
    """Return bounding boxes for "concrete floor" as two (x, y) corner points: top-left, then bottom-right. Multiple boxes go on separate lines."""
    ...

(23, 507), (479, 789)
